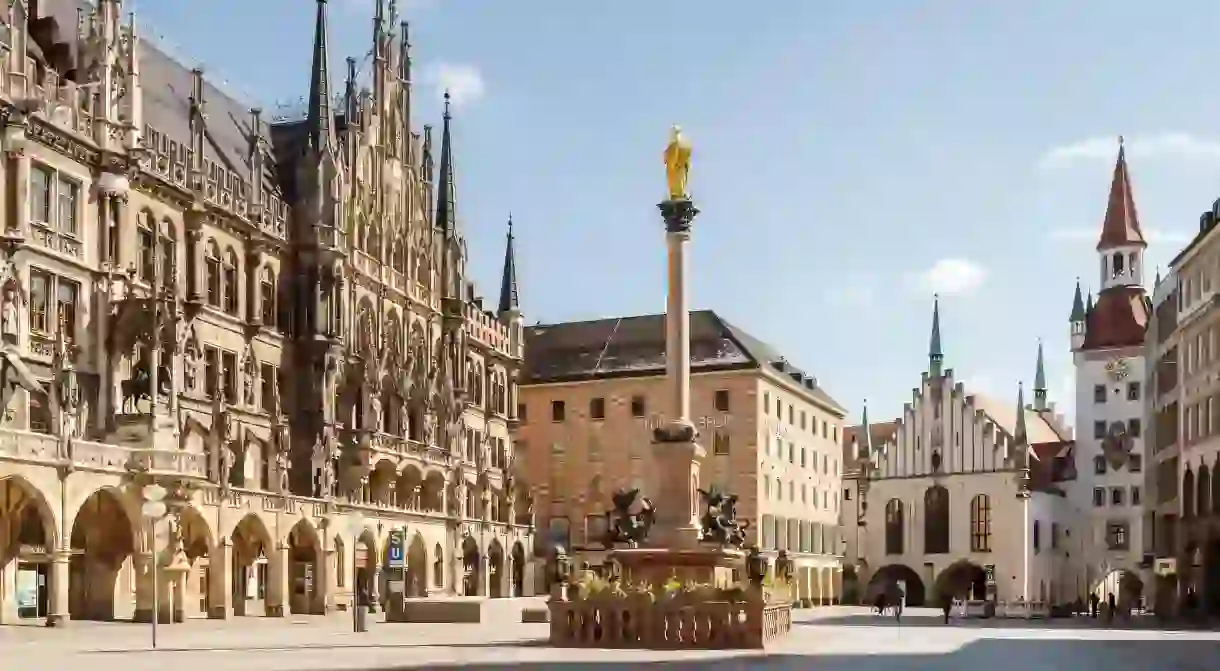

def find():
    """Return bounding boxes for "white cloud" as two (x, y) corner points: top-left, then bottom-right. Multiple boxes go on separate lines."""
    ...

(1046, 227), (1192, 246)
(914, 258), (988, 297)
(1039, 133), (1220, 170)
(421, 62), (486, 110)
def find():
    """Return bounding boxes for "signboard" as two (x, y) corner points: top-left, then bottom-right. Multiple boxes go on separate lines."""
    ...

(1155, 557), (1177, 577)
(388, 531), (405, 568)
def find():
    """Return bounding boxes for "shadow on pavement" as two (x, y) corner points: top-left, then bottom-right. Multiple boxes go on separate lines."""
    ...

(384, 638), (1220, 670)
(84, 639), (552, 654)
(798, 611), (1218, 632)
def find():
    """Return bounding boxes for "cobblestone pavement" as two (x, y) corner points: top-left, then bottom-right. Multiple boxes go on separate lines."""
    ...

(2, 607), (1219, 670)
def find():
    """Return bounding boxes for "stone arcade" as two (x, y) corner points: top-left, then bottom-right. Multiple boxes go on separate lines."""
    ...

(0, 0), (536, 626)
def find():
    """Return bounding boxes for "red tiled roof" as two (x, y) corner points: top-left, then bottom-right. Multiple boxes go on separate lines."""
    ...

(1097, 143), (1147, 251)
(841, 420), (899, 467)
(1081, 286), (1150, 350)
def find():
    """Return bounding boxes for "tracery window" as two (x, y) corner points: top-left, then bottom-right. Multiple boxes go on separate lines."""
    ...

(160, 218), (176, 287)
(924, 485), (950, 554)
(260, 265), (276, 326)
(885, 498), (904, 555)
(138, 210), (155, 282)
(205, 241), (221, 306)
(969, 494), (991, 552)
(223, 248), (239, 314)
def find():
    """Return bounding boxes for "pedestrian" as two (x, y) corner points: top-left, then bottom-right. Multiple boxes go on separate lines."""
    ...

(1089, 592), (1100, 618)
(1107, 592), (1116, 624)
(942, 598), (952, 624)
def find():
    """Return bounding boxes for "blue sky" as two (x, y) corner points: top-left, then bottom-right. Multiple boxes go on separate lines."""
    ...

(138, 0), (1220, 425)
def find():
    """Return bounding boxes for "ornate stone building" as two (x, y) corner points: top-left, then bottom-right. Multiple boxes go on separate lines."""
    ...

(841, 299), (1079, 608)
(0, 0), (534, 626)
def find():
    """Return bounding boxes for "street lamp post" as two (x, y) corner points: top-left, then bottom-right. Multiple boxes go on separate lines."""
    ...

(141, 484), (169, 649)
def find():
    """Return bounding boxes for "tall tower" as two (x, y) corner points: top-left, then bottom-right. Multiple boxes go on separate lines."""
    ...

(1070, 137), (1151, 591)
(928, 294), (943, 378)
(498, 216), (525, 360)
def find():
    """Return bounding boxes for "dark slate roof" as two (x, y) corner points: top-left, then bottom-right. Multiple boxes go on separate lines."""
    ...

(523, 310), (844, 414)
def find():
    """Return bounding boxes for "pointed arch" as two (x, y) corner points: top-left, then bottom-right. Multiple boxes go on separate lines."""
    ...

(223, 246), (239, 314)
(1184, 468), (1196, 518)
(884, 498), (904, 555)
(1199, 465), (1212, 518)
(969, 494), (991, 552)
(205, 239), (221, 307)
(924, 485), (949, 554)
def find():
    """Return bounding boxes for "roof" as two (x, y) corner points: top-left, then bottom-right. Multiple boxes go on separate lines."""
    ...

(1097, 142), (1147, 251)
(1081, 286), (1151, 350)
(522, 310), (844, 413)
(968, 393), (1069, 445)
(841, 420), (899, 467)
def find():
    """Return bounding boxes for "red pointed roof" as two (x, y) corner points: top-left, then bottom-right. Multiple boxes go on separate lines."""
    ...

(1097, 140), (1147, 251)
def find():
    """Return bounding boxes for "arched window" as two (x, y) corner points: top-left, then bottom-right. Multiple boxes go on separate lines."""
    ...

(205, 240), (221, 306)
(924, 485), (949, 554)
(1184, 469), (1196, 518)
(160, 218), (176, 287)
(970, 494), (991, 552)
(1113, 252), (1125, 276)
(223, 248), (239, 314)
(885, 498), (904, 555)
(433, 544), (444, 588)
(392, 239), (407, 273)
(354, 215), (366, 252)
(368, 221), (382, 261)
(260, 265), (276, 326)
(1199, 465), (1212, 518)
(137, 211), (155, 281)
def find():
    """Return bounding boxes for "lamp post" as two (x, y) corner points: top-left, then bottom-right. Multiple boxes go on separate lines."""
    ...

(140, 484), (168, 649)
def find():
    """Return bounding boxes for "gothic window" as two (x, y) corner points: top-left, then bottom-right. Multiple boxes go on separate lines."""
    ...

(433, 544), (444, 588)
(354, 215), (366, 252)
(205, 240), (221, 307)
(28, 389), (51, 434)
(222, 350), (238, 404)
(923, 485), (949, 554)
(223, 248), (239, 314)
(260, 265), (276, 326)
(969, 494), (991, 552)
(160, 218), (176, 287)
(355, 303), (374, 356)
(391, 239), (407, 273)
(1184, 468), (1195, 518)
(368, 221), (382, 261)
(1199, 465), (1212, 517)
(885, 498), (904, 555)
(138, 210), (155, 282)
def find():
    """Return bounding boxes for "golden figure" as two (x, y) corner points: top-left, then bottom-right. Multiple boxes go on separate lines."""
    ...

(663, 125), (692, 201)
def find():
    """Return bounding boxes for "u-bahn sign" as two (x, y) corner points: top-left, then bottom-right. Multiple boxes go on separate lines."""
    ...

(388, 530), (405, 568)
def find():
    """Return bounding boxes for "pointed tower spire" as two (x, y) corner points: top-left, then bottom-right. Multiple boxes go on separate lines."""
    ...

(1097, 136), (1147, 251)
(399, 21), (412, 156)
(306, 0), (335, 155)
(1070, 278), (1085, 322)
(929, 294), (943, 377)
(498, 215), (520, 315)
(434, 91), (457, 235)
(1086, 291), (1094, 314)
(1014, 382), (1028, 446)
(857, 399), (873, 459)
(1033, 340), (1047, 411)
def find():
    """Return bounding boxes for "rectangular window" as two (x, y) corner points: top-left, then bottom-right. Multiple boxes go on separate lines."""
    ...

(800, 411), (807, 430)
(260, 276), (276, 326)
(1131, 486), (1142, 506)
(204, 348), (219, 398)
(1129, 418), (1142, 438)
(28, 269), (49, 333)
(1032, 520), (1041, 553)
(1127, 382), (1141, 401)
(630, 395), (645, 418)
(1107, 522), (1129, 550)
(56, 279), (78, 339)
(843, 487), (852, 501)
(1094, 455), (1107, 475)
(260, 363), (276, 411)
(56, 176), (78, 235)
(30, 165), (51, 224)
(1111, 487), (1125, 506)
(589, 397), (605, 420)
(551, 400), (566, 422)
(712, 431), (730, 455)
(1093, 421), (1107, 439)
(714, 389), (730, 412)
(1051, 523), (1060, 550)
(222, 351), (238, 404)
(1094, 384), (1107, 403)
(1093, 487), (1105, 507)
(1129, 454), (1143, 473)
(762, 392), (769, 412)
(26, 270), (78, 341)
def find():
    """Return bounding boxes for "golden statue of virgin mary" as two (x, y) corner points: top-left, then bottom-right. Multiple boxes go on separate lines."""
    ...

(663, 125), (692, 201)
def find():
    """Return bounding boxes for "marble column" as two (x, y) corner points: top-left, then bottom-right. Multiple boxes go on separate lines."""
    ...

(207, 541), (231, 619)
(44, 549), (71, 627)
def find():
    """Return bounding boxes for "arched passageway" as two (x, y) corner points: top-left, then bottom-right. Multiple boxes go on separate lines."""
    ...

(865, 564), (926, 607)
(511, 541), (525, 597)
(355, 530), (378, 610)
(1, 476), (57, 623)
(933, 560), (988, 604)
(69, 488), (136, 621)
(287, 520), (320, 614)
(488, 540), (504, 599)
(461, 536), (481, 596)
(229, 514), (272, 616)
(1202, 538), (1220, 617)
(406, 534), (428, 597)
(172, 506), (212, 620)
(1095, 569), (1144, 612)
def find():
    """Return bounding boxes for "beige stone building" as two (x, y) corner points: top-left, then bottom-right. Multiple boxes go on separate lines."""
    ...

(0, 0), (535, 626)
(841, 299), (1079, 609)
(1150, 196), (1220, 616)
(516, 310), (849, 604)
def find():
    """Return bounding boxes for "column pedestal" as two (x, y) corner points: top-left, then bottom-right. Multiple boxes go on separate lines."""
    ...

(207, 541), (231, 619)
(265, 544), (289, 617)
(44, 550), (70, 627)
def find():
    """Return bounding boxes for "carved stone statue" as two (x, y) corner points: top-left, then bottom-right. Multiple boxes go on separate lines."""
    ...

(322, 354), (340, 423)
(663, 125), (692, 201)
(220, 445), (235, 487)
(603, 488), (656, 548)
(0, 274), (22, 345)
(241, 348), (256, 406)
(276, 450), (290, 494)
(698, 487), (749, 549)
(312, 436), (336, 498)
(183, 345), (199, 391)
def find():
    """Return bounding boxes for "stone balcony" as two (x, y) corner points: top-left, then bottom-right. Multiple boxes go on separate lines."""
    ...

(0, 427), (206, 481)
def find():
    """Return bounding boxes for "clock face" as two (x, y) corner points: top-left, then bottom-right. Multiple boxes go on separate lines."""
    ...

(1105, 358), (1130, 382)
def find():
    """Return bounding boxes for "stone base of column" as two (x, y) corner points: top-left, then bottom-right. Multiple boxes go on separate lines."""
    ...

(44, 614), (68, 628)
(266, 604), (285, 617)
(207, 606), (229, 620)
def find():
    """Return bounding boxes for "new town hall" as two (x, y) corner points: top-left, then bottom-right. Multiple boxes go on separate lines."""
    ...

(0, 0), (537, 625)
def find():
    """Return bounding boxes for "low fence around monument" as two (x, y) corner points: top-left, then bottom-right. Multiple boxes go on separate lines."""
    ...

(548, 593), (791, 649)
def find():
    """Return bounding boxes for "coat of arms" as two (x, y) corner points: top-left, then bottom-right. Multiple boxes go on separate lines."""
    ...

(1101, 421), (1133, 470)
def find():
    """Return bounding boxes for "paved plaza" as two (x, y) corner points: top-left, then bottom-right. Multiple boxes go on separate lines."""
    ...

(2, 606), (1219, 670)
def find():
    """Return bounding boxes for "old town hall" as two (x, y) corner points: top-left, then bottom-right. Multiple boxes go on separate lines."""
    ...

(0, 0), (535, 625)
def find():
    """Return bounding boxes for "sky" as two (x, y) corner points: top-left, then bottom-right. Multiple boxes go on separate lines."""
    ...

(134, 0), (1220, 426)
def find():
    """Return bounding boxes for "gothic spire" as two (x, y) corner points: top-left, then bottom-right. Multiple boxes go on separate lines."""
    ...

(1014, 382), (1028, 447)
(857, 400), (873, 459)
(1097, 136), (1147, 251)
(498, 215), (519, 315)
(1086, 291), (1094, 314)
(435, 91), (457, 236)
(1033, 340), (1047, 411)
(929, 294), (943, 377)
(399, 21), (412, 150)
(306, 0), (335, 155)
(1070, 277), (1085, 322)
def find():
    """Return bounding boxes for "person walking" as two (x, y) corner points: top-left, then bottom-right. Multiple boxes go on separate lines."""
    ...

(942, 597), (952, 624)
(1107, 592), (1117, 624)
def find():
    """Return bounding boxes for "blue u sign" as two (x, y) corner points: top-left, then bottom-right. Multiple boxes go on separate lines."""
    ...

(389, 542), (405, 566)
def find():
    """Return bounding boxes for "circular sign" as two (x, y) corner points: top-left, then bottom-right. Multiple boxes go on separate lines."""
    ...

(1105, 358), (1130, 382)
(142, 484), (167, 503)
(141, 500), (167, 520)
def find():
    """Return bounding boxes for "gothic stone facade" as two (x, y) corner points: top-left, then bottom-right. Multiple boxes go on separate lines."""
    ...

(0, 0), (534, 626)
(517, 311), (848, 605)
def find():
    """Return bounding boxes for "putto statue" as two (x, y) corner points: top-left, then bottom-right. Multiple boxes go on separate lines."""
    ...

(698, 487), (749, 549)
(662, 124), (692, 201)
(603, 488), (655, 548)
